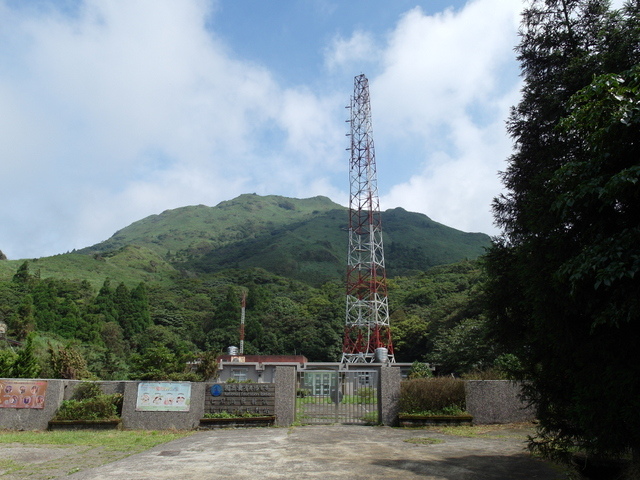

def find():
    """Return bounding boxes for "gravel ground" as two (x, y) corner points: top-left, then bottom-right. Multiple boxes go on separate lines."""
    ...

(0, 423), (567, 480)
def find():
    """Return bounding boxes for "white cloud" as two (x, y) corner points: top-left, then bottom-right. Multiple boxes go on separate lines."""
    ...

(0, 0), (529, 259)
(324, 30), (377, 72)
(0, 0), (344, 258)
(367, 0), (523, 234)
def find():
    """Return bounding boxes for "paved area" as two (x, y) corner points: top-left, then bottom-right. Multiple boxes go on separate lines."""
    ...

(66, 425), (563, 480)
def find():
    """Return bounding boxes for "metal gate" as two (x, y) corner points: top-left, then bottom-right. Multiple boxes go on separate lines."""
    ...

(295, 370), (379, 425)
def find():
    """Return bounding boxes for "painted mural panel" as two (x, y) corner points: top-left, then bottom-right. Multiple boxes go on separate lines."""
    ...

(0, 380), (48, 409)
(135, 382), (191, 412)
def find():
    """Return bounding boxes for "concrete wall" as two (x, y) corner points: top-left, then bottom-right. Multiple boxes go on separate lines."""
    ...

(465, 380), (535, 424)
(0, 379), (65, 430)
(121, 382), (205, 430)
(1, 376), (534, 430)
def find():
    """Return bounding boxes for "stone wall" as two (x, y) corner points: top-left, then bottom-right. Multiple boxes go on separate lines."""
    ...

(121, 382), (206, 430)
(1, 376), (535, 430)
(465, 380), (535, 424)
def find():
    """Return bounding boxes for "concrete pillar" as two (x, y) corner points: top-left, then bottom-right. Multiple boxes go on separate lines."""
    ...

(274, 366), (296, 426)
(378, 366), (401, 426)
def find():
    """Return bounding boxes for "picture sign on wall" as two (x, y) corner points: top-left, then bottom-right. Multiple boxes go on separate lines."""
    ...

(0, 380), (48, 409)
(135, 382), (191, 412)
(206, 383), (275, 416)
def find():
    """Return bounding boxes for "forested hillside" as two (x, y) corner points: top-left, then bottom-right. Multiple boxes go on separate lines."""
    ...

(1, 194), (496, 380)
(0, 258), (496, 379)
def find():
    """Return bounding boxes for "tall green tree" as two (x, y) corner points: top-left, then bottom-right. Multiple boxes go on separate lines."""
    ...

(10, 334), (40, 378)
(11, 295), (35, 341)
(486, 0), (640, 466)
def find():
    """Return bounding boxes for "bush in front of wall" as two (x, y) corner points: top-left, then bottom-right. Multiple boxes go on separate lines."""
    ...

(54, 382), (122, 421)
(399, 377), (465, 415)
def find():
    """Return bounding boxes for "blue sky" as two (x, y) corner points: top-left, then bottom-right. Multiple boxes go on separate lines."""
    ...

(0, 0), (548, 259)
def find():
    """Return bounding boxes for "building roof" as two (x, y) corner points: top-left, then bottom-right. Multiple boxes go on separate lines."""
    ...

(217, 354), (308, 365)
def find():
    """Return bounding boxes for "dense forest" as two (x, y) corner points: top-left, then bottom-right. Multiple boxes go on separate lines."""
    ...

(0, 258), (496, 380)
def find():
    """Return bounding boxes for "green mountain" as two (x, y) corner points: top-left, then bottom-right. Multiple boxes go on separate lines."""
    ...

(0, 245), (177, 290)
(78, 193), (491, 286)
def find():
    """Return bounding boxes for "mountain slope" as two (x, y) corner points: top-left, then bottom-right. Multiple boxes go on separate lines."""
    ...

(69, 193), (491, 286)
(0, 245), (177, 289)
(80, 194), (343, 261)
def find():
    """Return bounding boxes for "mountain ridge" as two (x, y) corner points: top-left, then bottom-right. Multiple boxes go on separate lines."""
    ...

(0, 194), (491, 287)
(81, 193), (491, 285)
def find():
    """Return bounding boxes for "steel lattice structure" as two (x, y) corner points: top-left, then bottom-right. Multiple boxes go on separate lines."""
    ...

(342, 74), (394, 363)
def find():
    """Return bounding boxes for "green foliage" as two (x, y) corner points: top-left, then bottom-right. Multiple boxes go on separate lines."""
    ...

(54, 395), (120, 421)
(55, 381), (124, 421)
(49, 343), (92, 380)
(128, 345), (187, 381)
(35, 194), (487, 288)
(193, 350), (220, 381)
(407, 361), (433, 379)
(355, 387), (375, 403)
(296, 388), (311, 398)
(399, 377), (466, 415)
(0, 194), (495, 379)
(71, 381), (103, 401)
(430, 317), (496, 375)
(0, 349), (17, 377)
(390, 260), (494, 370)
(486, 0), (640, 464)
(10, 334), (40, 378)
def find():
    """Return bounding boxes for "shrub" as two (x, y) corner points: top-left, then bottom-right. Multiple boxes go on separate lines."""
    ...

(400, 377), (465, 415)
(54, 381), (122, 421)
(55, 395), (120, 421)
(407, 361), (433, 379)
(71, 381), (103, 401)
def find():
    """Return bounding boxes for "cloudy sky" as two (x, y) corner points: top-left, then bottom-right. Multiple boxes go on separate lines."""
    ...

(1, 0), (531, 259)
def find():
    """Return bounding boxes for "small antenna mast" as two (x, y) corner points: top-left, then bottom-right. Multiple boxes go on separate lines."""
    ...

(239, 290), (246, 355)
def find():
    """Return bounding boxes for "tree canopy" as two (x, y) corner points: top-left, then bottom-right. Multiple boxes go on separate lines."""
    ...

(486, 0), (640, 465)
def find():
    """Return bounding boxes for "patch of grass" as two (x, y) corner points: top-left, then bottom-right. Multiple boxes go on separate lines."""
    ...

(0, 458), (22, 474)
(404, 437), (444, 445)
(0, 429), (195, 451)
(430, 423), (536, 439)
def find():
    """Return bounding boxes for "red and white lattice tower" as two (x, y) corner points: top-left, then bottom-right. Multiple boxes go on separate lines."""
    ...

(342, 74), (394, 364)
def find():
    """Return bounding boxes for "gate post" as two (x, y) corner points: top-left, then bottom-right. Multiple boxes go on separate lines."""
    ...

(274, 366), (296, 426)
(378, 366), (401, 426)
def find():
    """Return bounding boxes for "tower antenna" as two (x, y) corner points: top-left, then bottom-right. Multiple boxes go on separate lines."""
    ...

(342, 74), (394, 363)
(239, 290), (246, 355)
